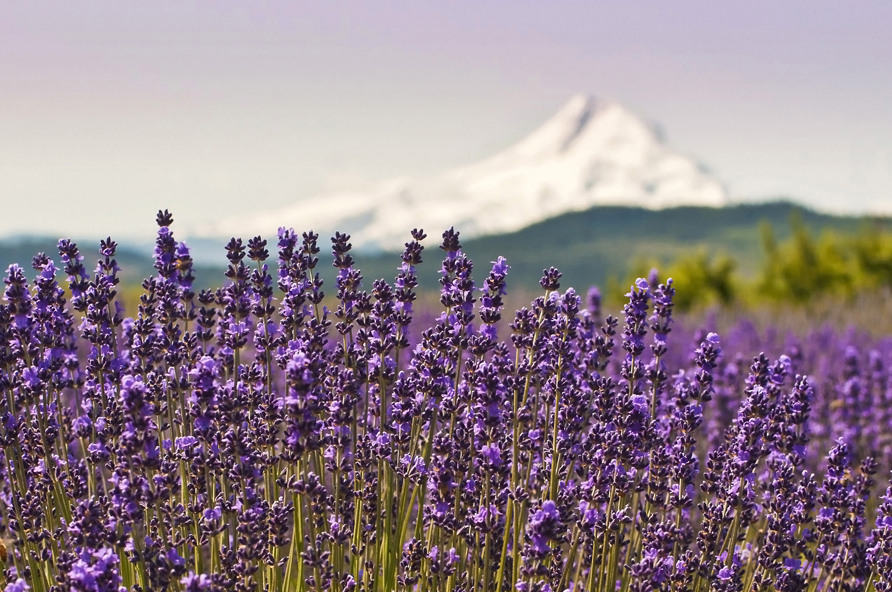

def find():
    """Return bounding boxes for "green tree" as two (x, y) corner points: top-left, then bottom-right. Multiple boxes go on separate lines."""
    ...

(757, 216), (852, 303)
(851, 224), (892, 289)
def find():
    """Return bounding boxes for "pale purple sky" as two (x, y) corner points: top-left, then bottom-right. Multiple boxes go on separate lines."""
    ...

(2, 0), (891, 238)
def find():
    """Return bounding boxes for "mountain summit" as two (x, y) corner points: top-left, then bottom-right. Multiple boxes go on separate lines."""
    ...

(214, 94), (727, 250)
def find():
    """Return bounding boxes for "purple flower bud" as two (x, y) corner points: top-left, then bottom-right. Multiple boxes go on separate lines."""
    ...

(203, 507), (222, 521)
(22, 367), (41, 388)
(181, 573), (214, 591)
(446, 548), (459, 565)
(175, 436), (198, 450)
(480, 443), (502, 468)
(166, 547), (186, 568)
(73, 415), (93, 437)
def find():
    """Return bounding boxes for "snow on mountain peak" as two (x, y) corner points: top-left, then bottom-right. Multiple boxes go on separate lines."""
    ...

(503, 93), (598, 160)
(210, 95), (727, 251)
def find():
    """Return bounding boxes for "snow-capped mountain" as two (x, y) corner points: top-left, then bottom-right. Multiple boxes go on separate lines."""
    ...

(210, 94), (727, 251)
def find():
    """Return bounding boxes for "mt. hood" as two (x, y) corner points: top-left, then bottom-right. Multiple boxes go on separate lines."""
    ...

(213, 94), (727, 250)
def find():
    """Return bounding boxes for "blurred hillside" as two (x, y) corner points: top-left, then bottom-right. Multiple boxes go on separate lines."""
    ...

(350, 201), (888, 295)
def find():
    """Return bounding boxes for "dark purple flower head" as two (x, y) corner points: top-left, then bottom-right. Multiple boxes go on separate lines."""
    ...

(525, 500), (563, 559)
(156, 209), (174, 227)
(65, 547), (122, 592)
(587, 285), (602, 314)
(439, 227), (461, 253)
(539, 267), (562, 292)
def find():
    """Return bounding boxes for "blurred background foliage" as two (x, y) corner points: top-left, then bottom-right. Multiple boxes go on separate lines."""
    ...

(612, 214), (892, 312)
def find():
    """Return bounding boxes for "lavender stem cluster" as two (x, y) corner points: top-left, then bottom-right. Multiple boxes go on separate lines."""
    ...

(1, 212), (892, 592)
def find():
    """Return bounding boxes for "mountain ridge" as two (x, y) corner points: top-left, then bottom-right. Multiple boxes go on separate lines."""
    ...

(207, 94), (728, 250)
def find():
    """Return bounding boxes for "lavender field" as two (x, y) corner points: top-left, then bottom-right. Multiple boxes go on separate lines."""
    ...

(2, 211), (892, 592)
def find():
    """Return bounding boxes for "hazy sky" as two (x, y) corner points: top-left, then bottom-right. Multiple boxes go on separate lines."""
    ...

(2, 0), (892, 240)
